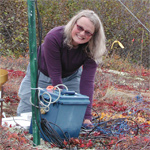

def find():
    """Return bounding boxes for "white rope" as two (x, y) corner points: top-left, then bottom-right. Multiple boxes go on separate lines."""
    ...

(30, 84), (69, 114)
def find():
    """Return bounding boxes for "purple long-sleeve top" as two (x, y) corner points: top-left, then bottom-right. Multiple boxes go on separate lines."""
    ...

(38, 26), (97, 120)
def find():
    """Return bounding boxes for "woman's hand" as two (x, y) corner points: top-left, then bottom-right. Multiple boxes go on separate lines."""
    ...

(83, 119), (93, 127)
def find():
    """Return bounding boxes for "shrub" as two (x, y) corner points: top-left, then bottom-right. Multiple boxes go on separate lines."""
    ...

(0, 0), (149, 67)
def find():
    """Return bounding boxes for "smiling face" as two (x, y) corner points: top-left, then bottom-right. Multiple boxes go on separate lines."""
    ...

(71, 17), (95, 47)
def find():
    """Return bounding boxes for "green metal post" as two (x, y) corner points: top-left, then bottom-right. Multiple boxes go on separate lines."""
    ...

(27, 0), (40, 145)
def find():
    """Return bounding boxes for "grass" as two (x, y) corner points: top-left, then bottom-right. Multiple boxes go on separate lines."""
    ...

(0, 55), (150, 149)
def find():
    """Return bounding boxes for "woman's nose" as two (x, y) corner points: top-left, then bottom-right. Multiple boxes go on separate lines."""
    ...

(80, 31), (86, 36)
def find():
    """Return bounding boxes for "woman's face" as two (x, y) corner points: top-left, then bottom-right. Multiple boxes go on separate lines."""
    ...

(71, 17), (95, 46)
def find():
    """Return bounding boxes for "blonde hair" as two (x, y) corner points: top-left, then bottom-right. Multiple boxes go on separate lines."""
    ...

(64, 9), (107, 64)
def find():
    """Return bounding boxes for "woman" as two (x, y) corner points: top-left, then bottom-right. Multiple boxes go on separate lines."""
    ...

(17, 9), (106, 126)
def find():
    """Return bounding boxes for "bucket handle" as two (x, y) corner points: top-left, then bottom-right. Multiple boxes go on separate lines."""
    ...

(61, 90), (76, 95)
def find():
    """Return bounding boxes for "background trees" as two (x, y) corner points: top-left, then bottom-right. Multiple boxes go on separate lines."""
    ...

(0, 0), (149, 68)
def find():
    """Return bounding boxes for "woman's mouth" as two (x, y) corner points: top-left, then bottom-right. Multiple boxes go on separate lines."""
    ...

(77, 34), (85, 40)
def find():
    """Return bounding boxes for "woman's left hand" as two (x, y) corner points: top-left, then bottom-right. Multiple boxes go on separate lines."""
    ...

(83, 119), (93, 127)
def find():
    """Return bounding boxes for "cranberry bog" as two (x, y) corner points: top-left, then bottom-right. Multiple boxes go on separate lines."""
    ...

(0, 56), (150, 149)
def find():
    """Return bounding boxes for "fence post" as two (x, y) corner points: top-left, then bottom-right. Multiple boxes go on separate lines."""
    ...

(27, 0), (40, 145)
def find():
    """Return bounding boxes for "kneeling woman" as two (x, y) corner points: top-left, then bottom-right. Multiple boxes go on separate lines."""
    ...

(17, 9), (106, 126)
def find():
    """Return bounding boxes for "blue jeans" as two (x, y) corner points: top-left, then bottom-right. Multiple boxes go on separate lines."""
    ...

(17, 64), (82, 115)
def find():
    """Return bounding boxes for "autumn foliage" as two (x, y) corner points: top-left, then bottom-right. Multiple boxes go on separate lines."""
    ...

(0, 55), (150, 149)
(0, 0), (150, 149)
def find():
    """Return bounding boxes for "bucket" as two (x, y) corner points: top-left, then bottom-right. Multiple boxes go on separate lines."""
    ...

(0, 69), (8, 92)
(0, 69), (8, 125)
(29, 88), (90, 141)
